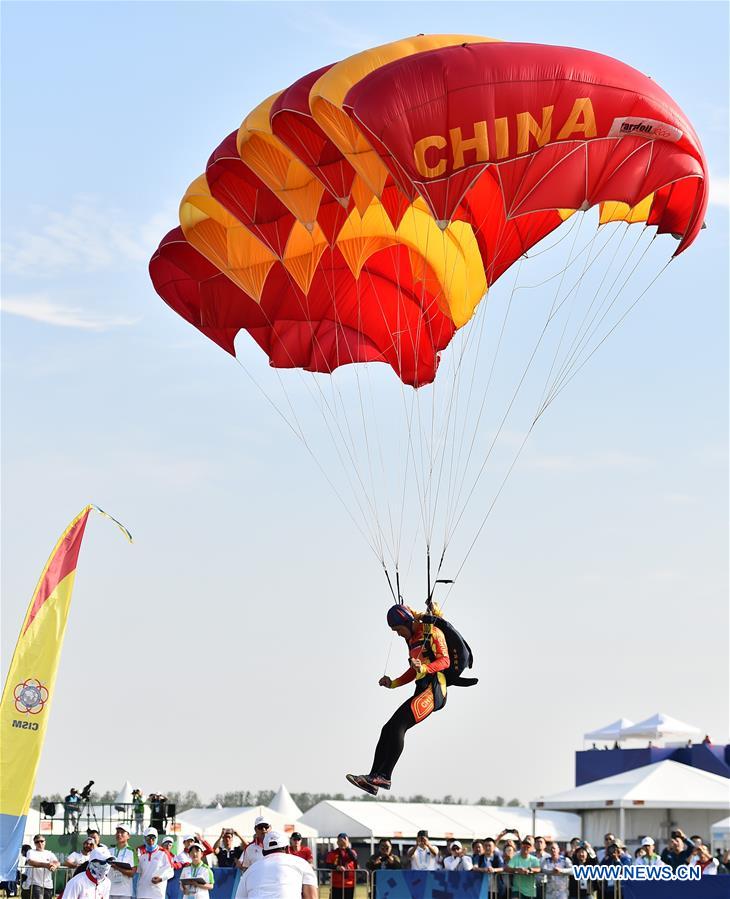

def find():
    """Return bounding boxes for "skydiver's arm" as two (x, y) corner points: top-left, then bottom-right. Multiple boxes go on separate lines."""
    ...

(389, 667), (416, 688)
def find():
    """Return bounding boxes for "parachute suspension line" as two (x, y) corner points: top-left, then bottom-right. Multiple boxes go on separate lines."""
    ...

(232, 356), (383, 562)
(438, 176), (554, 558)
(537, 217), (634, 414)
(442, 210), (590, 552)
(383, 563), (398, 602)
(546, 223), (659, 402)
(533, 217), (608, 418)
(539, 234), (669, 417)
(244, 257), (390, 566)
(440, 423), (535, 615)
(535, 222), (649, 417)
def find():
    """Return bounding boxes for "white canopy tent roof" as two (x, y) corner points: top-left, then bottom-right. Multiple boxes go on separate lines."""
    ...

(299, 801), (580, 842)
(618, 713), (702, 741)
(530, 760), (730, 810)
(584, 718), (635, 741)
(175, 805), (317, 840)
(269, 784), (302, 819)
(114, 781), (134, 805)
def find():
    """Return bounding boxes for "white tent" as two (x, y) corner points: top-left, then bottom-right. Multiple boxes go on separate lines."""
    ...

(618, 713), (702, 741)
(531, 760), (730, 847)
(269, 784), (302, 819)
(114, 781), (134, 805)
(584, 718), (635, 742)
(711, 816), (730, 850)
(299, 800), (580, 846)
(174, 805), (317, 841)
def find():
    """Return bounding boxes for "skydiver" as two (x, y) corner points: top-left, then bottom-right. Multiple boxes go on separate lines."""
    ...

(346, 604), (450, 795)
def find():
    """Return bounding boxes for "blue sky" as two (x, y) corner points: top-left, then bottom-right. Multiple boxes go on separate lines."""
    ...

(2, 2), (728, 805)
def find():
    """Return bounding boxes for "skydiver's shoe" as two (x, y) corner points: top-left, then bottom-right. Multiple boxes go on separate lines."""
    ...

(369, 774), (391, 790)
(345, 773), (379, 796)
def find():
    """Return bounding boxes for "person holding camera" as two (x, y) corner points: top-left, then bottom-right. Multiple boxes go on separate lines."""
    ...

(132, 791), (145, 835)
(444, 842), (473, 872)
(366, 840), (401, 898)
(407, 831), (438, 871)
(660, 830), (695, 870)
(213, 830), (246, 868)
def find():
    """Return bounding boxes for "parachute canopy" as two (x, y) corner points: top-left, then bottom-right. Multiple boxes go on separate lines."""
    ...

(150, 35), (708, 387)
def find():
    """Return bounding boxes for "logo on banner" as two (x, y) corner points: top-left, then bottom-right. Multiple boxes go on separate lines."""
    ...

(13, 678), (49, 715)
(609, 117), (683, 142)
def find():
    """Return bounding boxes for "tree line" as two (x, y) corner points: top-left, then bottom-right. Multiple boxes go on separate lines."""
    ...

(34, 789), (521, 812)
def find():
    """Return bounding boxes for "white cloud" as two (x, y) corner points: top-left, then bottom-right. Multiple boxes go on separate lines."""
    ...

(526, 449), (650, 473)
(709, 173), (730, 208)
(2, 197), (176, 276)
(664, 492), (697, 506)
(1, 293), (137, 330)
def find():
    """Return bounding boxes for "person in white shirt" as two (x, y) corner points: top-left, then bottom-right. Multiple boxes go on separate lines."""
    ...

(136, 827), (174, 899)
(108, 824), (137, 899)
(25, 835), (60, 899)
(407, 831), (439, 871)
(443, 842), (473, 872)
(540, 843), (573, 899)
(179, 843), (214, 899)
(238, 817), (271, 872)
(66, 839), (95, 872)
(62, 850), (112, 899)
(239, 831), (317, 899)
(634, 837), (667, 868)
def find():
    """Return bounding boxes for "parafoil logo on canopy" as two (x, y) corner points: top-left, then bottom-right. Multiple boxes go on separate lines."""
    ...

(609, 117), (683, 141)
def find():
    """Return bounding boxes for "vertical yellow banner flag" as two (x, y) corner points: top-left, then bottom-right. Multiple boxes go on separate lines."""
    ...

(1, 506), (94, 879)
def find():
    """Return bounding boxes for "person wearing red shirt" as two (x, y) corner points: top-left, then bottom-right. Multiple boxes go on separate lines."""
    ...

(347, 604), (450, 795)
(324, 835), (357, 899)
(288, 833), (313, 865)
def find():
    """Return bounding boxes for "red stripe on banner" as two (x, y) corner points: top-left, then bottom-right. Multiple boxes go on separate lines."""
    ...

(23, 510), (91, 635)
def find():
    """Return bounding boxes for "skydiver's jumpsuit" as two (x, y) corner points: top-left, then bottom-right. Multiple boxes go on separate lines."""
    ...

(369, 621), (450, 780)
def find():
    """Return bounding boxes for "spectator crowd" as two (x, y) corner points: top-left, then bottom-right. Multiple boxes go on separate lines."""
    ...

(12, 819), (729, 899)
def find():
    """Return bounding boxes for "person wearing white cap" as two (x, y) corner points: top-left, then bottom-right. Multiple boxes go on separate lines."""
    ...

(179, 843), (214, 899)
(65, 838), (95, 872)
(236, 817), (270, 872)
(443, 841), (473, 872)
(108, 824), (136, 899)
(61, 850), (112, 899)
(634, 837), (666, 868)
(136, 828), (173, 899)
(238, 831), (317, 899)
(175, 834), (215, 868)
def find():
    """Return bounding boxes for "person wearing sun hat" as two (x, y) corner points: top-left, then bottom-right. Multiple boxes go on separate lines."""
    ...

(238, 831), (316, 899)
(108, 824), (136, 899)
(179, 843), (214, 899)
(237, 817), (271, 872)
(61, 850), (112, 899)
(136, 828), (173, 899)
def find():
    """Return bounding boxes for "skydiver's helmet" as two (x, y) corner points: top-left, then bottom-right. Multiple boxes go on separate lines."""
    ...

(386, 604), (415, 630)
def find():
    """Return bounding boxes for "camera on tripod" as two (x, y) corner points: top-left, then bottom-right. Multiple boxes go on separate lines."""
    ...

(80, 780), (95, 801)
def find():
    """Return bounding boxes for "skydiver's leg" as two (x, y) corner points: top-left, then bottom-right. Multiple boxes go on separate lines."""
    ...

(369, 684), (436, 779)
